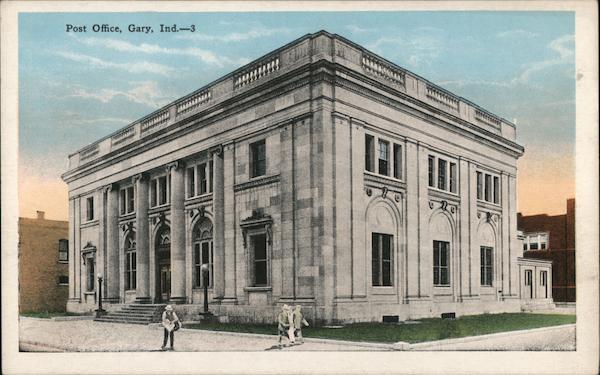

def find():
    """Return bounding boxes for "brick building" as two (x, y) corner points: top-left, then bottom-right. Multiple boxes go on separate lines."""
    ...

(519, 199), (575, 302)
(61, 31), (551, 323)
(19, 211), (69, 313)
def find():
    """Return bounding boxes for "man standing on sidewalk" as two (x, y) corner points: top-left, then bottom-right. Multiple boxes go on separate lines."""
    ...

(293, 305), (309, 344)
(277, 304), (292, 347)
(161, 305), (180, 351)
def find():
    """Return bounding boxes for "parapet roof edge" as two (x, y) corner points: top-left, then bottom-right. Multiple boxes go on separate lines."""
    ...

(68, 29), (518, 157)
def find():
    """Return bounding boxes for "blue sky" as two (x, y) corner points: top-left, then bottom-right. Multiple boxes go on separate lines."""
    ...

(18, 12), (575, 219)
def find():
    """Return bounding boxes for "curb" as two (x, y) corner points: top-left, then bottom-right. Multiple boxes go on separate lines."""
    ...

(407, 323), (576, 350)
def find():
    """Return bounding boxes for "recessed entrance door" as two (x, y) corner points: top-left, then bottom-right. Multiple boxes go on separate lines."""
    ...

(160, 264), (171, 302)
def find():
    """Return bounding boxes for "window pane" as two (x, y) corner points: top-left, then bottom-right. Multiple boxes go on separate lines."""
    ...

(382, 235), (391, 261)
(393, 144), (402, 179)
(530, 242), (538, 250)
(434, 268), (439, 285)
(438, 159), (447, 190)
(365, 135), (374, 172)
(255, 260), (267, 286)
(150, 180), (157, 207)
(449, 163), (457, 193)
(433, 241), (440, 266)
(477, 172), (483, 200)
(372, 234), (380, 286)
(428, 156), (435, 187)
(159, 177), (167, 204)
(382, 260), (391, 286)
(440, 244), (448, 267)
(202, 242), (210, 263)
(485, 174), (492, 202)
(199, 164), (207, 194)
(127, 187), (134, 213)
(440, 267), (449, 285)
(486, 248), (493, 267)
(251, 140), (267, 177)
(186, 167), (195, 198)
(253, 235), (267, 260)
(378, 140), (389, 176)
(493, 176), (499, 203)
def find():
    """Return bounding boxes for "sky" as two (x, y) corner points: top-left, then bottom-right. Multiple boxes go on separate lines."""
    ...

(18, 12), (575, 220)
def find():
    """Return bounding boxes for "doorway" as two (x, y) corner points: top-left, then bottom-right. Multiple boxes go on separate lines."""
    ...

(155, 226), (171, 303)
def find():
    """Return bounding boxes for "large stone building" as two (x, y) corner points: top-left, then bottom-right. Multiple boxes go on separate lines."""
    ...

(19, 211), (69, 313)
(61, 31), (552, 323)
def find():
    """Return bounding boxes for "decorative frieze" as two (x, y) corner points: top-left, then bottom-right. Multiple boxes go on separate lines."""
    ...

(426, 85), (459, 112)
(233, 174), (280, 192)
(140, 110), (170, 135)
(361, 53), (405, 86)
(176, 90), (212, 116)
(475, 109), (501, 128)
(234, 55), (280, 89)
(111, 126), (136, 147)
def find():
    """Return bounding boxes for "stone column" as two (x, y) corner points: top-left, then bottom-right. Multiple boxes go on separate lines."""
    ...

(67, 198), (77, 301)
(404, 139), (420, 300)
(212, 146), (225, 299)
(134, 173), (151, 303)
(96, 187), (106, 298)
(105, 183), (120, 302)
(169, 161), (186, 303)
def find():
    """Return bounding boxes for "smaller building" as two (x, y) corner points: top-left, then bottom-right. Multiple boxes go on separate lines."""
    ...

(518, 199), (575, 303)
(19, 211), (69, 313)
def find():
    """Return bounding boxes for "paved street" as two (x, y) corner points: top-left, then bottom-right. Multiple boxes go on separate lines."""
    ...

(19, 318), (378, 352)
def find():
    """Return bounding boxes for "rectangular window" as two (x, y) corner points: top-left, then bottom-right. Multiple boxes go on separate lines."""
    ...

(121, 186), (135, 215)
(158, 176), (168, 205)
(58, 239), (68, 262)
(252, 234), (268, 286)
(150, 179), (157, 207)
(437, 159), (447, 190)
(365, 135), (375, 172)
(58, 275), (69, 285)
(378, 140), (389, 176)
(493, 176), (500, 204)
(540, 233), (548, 250)
(372, 233), (393, 286)
(480, 246), (493, 286)
(186, 167), (195, 198)
(250, 140), (267, 178)
(428, 156), (435, 187)
(433, 240), (450, 286)
(87, 258), (95, 292)
(525, 269), (533, 298)
(86, 197), (94, 221)
(529, 235), (539, 250)
(125, 251), (137, 290)
(393, 144), (402, 179)
(198, 163), (208, 195)
(208, 160), (213, 192)
(449, 162), (457, 193)
(476, 172), (483, 200)
(484, 174), (492, 202)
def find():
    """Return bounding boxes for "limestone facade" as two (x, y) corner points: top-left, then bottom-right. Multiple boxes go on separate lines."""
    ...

(62, 31), (550, 323)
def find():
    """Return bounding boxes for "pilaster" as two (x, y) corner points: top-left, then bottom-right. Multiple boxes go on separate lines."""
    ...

(105, 183), (120, 302)
(405, 139), (419, 299)
(134, 173), (151, 303)
(211, 146), (225, 300)
(169, 161), (186, 303)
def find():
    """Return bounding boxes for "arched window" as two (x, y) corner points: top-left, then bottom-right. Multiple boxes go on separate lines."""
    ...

(125, 232), (136, 290)
(192, 219), (213, 288)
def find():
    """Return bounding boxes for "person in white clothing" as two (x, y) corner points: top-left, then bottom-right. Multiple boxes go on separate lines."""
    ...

(161, 305), (180, 350)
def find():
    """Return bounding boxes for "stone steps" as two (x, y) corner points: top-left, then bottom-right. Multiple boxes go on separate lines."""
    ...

(95, 304), (166, 325)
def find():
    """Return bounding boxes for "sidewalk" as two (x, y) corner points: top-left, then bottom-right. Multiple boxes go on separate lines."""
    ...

(19, 317), (575, 352)
(19, 318), (379, 352)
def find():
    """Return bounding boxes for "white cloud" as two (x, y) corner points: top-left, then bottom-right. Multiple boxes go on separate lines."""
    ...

(55, 51), (174, 76)
(368, 33), (444, 68)
(497, 29), (539, 38)
(177, 26), (292, 43)
(75, 36), (249, 67)
(510, 34), (574, 85)
(346, 25), (374, 34)
(68, 81), (171, 108)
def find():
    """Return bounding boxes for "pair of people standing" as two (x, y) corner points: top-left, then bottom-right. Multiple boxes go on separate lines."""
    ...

(277, 304), (309, 347)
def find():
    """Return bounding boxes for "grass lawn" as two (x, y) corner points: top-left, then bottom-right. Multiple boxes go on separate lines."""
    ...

(20, 311), (89, 319)
(185, 313), (575, 344)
